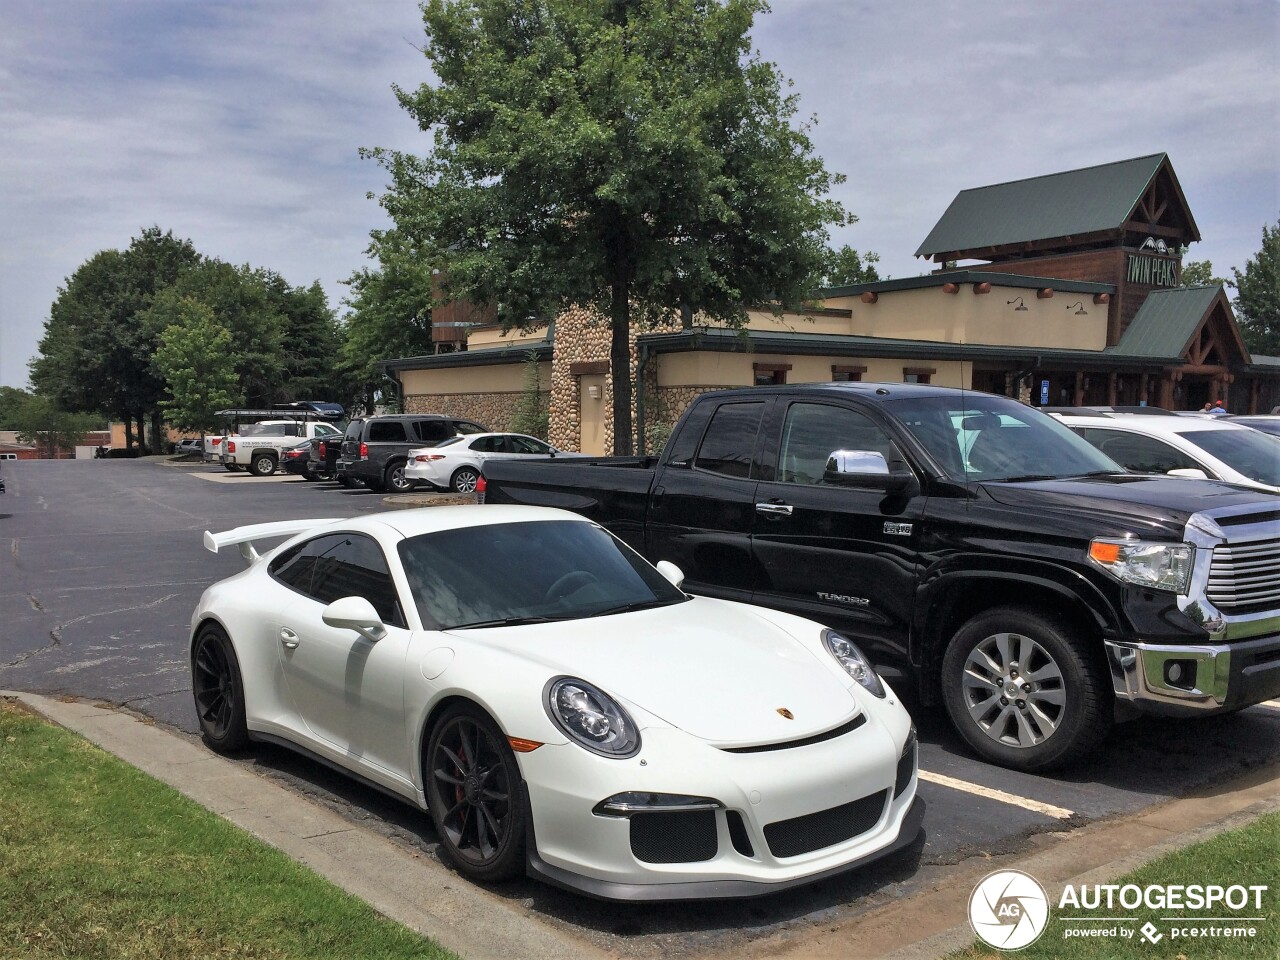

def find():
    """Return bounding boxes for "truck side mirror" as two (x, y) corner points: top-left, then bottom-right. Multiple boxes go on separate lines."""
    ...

(824, 450), (918, 495)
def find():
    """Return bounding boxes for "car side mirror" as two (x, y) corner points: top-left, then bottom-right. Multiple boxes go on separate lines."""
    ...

(1167, 468), (1210, 480)
(823, 450), (919, 495)
(322, 596), (387, 643)
(655, 560), (685, 590)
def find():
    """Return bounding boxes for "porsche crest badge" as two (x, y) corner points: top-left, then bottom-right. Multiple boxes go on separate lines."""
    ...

(777, 707), (794, 719)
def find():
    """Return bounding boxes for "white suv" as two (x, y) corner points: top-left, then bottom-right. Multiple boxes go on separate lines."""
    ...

(1052, 412), (1280, 493)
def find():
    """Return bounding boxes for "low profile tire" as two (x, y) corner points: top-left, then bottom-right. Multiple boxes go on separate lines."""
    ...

(451, 467), (481, 494)
(941, 607), (1111, 772)
(425, 704), (526, 883)
(190, 624), (250, 753)
(385, 461), (415, 493)
(249, 453), (277, 477)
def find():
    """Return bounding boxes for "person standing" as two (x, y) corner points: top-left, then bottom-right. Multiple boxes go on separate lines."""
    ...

(1210, 400), (1229, 416)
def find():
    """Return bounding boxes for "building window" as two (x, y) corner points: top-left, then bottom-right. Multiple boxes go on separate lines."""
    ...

(832, 365), (867, 383)
(754, 362), (791, 386)
(903, 366), (935, 385)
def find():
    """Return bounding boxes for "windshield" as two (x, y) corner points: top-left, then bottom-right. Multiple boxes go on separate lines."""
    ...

(398, 520), (688, 630)
(889, 394), (1120, 482)
(1179, 429), (1280, 486)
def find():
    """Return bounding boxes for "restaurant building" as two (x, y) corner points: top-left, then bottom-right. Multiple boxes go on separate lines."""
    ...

(384, 153), (1279, 454)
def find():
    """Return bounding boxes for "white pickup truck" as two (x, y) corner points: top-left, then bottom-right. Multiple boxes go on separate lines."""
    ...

(219, 420), (343, 476)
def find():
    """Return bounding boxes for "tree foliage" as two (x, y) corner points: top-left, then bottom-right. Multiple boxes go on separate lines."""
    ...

(818, 244), (881, 287)
(1232, 218), (1280, 357)
(341, 230), (438, 413)
(0, 386), (34, 430)
(509, 350), (550, 438)
(1179, 259), (1224, 287)
(150, 296), (242, 433)
(6, 394), (103, 457)
(367, 0), (849, 454)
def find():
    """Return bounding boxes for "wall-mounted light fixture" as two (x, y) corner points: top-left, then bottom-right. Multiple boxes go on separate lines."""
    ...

(1007, 297), (1028, 311)
(588, 385), (602, 399)
(1066, 301), (1088, 315)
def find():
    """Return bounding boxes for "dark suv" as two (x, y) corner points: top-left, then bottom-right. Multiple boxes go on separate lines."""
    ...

(335, 414), (487, 492)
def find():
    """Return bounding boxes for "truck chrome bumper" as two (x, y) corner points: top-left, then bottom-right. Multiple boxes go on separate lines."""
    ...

(1104, 640), (1231, 712)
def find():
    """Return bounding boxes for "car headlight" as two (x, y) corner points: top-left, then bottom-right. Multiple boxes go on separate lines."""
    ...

(545, 677), (641, 758)
(1089, 538), (1193, 593)
(822, 630), (886, 698)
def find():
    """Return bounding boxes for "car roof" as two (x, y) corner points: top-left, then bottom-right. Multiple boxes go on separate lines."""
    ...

(347, 505), (591, 540)
(698, 381), (975, 403)
(1054, 413), (1253, 435)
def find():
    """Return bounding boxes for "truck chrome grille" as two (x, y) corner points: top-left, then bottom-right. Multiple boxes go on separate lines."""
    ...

(1208, 536), (1280, 612)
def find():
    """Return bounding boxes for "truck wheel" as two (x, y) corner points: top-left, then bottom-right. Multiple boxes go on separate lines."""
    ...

(249, 453), (277, 477)
(941, 607), (1111, 772)
(385, 461), (415, 493)
(451, 467), (481, 494)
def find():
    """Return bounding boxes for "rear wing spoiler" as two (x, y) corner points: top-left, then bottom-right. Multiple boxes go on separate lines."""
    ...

(203, 519), (344, 564)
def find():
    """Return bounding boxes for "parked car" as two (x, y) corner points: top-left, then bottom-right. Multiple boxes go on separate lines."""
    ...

(220, 420), (344, 477)
(405, 432), (581, 493)
(279, 439), (319, 480)
(192, 506), (922, 899)
(1228, 415), (1280, 438)
(482, 383), (1280, 771)
(175, 438), (205, 456)
(1053, 412), (1280, 494)
(335, 414), (487, 493)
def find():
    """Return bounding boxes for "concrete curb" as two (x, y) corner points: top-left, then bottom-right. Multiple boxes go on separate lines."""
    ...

(4, 691), (610, 960)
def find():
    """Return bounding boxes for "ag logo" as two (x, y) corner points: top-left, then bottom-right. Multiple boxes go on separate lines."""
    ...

(968, 869), (1049, 950)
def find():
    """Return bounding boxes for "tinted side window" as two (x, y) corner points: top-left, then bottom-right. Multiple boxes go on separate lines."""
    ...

(270, 533), (405, 627)
(471, 436), (501, 453)
(415, 420), (454, 442)
(344, 420), (364, 440)
(1076, 428), (1200, 474)
(368, 421), (408, 443)
(778, 403), (897, 485)
(694, 401), (765, 478)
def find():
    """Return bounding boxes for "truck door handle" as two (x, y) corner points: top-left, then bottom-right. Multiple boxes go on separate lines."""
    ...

(755, 501), (794, 518)
(651, 485), (665, 507)
(280, 627), (299, 650)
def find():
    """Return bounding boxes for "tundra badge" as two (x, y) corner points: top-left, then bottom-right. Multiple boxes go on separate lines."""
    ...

(884, 521), (913, 536)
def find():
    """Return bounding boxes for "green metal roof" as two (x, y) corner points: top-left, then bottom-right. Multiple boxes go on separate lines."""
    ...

(915, 154), (1182, 258)
(1109, 285), (1224, 359)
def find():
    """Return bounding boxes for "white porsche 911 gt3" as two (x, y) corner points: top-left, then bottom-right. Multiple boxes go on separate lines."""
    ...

(190, 505), (923, 900)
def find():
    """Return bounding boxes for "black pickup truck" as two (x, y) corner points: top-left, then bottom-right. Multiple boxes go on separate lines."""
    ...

(482, 383), (1280, 771)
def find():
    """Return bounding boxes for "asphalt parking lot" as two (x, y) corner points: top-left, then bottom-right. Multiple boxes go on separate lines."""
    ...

(2, 456), (1278, 957)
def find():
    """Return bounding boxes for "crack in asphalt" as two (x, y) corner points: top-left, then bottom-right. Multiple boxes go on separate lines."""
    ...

(27, 593), (43, 612)
(1, 594), (179, 670)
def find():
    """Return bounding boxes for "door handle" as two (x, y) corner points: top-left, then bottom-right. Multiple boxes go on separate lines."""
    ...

(280, 627), (300, 650)
(755, 501), (794, 517)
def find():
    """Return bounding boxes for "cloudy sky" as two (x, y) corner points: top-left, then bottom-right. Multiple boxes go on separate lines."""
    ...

(1, 0), (1276, 389)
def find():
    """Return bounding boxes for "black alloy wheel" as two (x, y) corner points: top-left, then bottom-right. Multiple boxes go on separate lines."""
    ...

(425, 705), (526, 881)
(190, 624), (250, 753)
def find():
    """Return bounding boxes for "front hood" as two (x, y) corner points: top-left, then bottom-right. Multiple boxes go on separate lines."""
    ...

(979, 474), (1274, 532)
(445, 598), (858, 745)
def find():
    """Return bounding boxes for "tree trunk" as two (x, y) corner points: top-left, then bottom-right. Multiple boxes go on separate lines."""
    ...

(610, 276), (633, 456)
(151, 409), (163, 456)
(123, 415), (135, 451)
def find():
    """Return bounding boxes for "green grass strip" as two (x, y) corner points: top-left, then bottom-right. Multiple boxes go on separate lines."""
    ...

(0, 701), (456, 960)
(952, 810), (1279, 960)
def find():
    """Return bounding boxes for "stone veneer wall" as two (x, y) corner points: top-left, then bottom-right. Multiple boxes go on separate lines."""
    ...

(404, 392), (547, 433)
(549, 306), (684, 454)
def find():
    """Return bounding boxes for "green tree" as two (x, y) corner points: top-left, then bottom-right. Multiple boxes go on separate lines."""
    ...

(8, 394), (102, 458)
(149, 295), (242, 435)
(1232, 219), (1280, 357)
(341, 230), (438, 413)
(818, 243), (881, 287)
(367, 0), (848, 454)
(31, 228), (200, 450)
(0, 386), (34, 429)
(510, 350), (549, 437)
(1179, 259), (1224, 287)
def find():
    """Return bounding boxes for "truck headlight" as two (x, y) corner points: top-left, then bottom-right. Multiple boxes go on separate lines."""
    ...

(1088, 539), (1193, 593)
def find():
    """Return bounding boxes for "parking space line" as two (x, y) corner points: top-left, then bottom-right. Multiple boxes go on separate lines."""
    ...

(1255, 700), (1280, 712)
(917, 769), (1075, 820)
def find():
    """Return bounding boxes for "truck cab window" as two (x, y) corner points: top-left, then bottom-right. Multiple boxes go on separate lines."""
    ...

(694, 402), (764, 478)
(779, 403), (897, 485)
